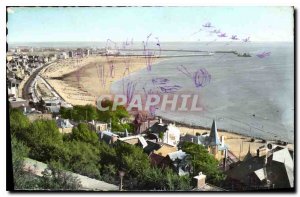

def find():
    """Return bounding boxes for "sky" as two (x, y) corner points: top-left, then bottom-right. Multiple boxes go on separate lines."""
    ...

(7, 6), (294, 43)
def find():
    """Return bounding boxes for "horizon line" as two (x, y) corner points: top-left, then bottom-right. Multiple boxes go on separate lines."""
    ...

(8, 40), (294, 44)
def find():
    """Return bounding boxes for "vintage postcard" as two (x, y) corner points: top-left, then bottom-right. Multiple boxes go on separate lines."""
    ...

(6, 6), (294, 192)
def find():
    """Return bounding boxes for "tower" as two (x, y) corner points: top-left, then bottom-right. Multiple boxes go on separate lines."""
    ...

(208, 120), (221, 159)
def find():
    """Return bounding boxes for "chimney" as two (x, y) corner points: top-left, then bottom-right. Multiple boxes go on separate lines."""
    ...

(257, 149), (260, 157)
(194, 172), (206, 189)
(111, 135), (118, 144)
(159, 118), (163, 124)
(220, 135), (225, 147)
(23, 106), (27, 114)
(92, 120), (95, 125)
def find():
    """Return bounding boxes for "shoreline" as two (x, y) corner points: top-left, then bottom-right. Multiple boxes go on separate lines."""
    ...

(41, 55), (165, 105)
(41, 55), (294, 157)
(160, 116), (294, 159)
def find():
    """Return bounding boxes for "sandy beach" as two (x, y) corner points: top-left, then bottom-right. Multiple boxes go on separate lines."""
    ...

(40, 55), (294, 158)
(177, 125), (294, 160)
(41, 55), (155, 105)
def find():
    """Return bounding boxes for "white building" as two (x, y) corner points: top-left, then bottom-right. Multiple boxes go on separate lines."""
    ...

(147, 121), (181, 147)
(59, 52), (68, 59)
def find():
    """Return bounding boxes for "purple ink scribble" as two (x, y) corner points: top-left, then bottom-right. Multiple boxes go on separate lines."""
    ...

(149, 105), (156, 116)
(193, 68), (211, 88)
(143, 34), (161, 71)
(242, 37), (250, 42)
(159, 85), (182, 93)
(152, 77), (170, 85)
(122, 38), (134, 76)
(105, 39), (119, 78)
(202, 22), (213, 28)
(230, 35), (239, 40)
(210, 29), (221, 34)
(142, 82), (158, 116)
(150, 77), (181, 94)
(96, 64), (106, 88)
(177, 65), (211, 89)
(218, 33), (227, 38)
(256, 51), (271, 58)
(177, 64), (193, 78)
(76, 69), (81, 87)
(124, 81), (137, 105)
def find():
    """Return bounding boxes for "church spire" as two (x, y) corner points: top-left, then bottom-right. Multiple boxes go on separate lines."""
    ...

(208, 120), (221, 146)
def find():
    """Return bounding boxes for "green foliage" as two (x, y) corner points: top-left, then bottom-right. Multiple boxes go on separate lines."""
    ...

(9, 108), (30, 136)
(182, 142), (225, 184)
(114, 142), (151, 177)
(26, 120), (63, 147)
(9, 108), (192, 191)
(11, 135), (41, 190)
(60, 103), (133, 132)
(159, 131), (164, 140)
(63, 141), (101, 179)
(70, 123), (99, 145)
(23, 120), (64, 162)
(39, 161), (82, 190)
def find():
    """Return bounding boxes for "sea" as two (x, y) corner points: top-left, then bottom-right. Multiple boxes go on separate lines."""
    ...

(9, 41), (294, 143)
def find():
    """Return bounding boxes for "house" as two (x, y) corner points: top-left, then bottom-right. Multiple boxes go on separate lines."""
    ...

(132, 112), (157, 134)
(99, 130), (119, 144)
(88, 120), (108, 133)
(143, 140), (163, 155)
(56, 118), (74, 128)
(118, 135), (148, 148)
(69, 51), (74, 58)
(147, 120), (181, 147)
(153, 143), (178, 157)
(59, 52), (68, 59)
(44, 99), (61, 113)
(145, 141), (178, 170)
(193, 172), (226, 191)
(56, 118), (74, 133)
(166, 150), (191, 176)
(180, 120), (228, 160)
(224, 145), (294, 191)
(7, 77), (21, 98)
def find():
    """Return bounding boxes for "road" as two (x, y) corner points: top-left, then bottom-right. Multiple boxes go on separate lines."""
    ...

(22, 61), (56, 100)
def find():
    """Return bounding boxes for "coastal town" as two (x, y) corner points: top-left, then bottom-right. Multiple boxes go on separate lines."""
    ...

(6, 6), (295, 192)
(7, 45), (294, 191)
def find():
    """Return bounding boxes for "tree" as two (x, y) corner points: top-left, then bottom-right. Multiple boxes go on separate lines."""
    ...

(22, 120), (64, 162)
(9, 108), (30, 136)
(114, 142), (151, 178)
(39, 161), (82, 190)
(182, 142), (225, 184)
(63, 141), (101, 179)
(11, 135), (40, 190)
(71, 123), (99, 145)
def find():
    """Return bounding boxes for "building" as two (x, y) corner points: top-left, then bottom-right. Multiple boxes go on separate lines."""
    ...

(166, 150), (191, 176)
(132, 112), (157, 134)
(180, 120), (228, 160)
(147, 120), (181, 147)
(118, 135), (148, 148)
(224, 145), (294, 190)
(7, 78), (21, 98)
(69, 51), (74, 58)
(193, 172), (226, 191)
(85, 49), (90, 56)
(44, 99), (61, 113)
(88, 120), (108, 133)
(56, 118), (74, 133)
(99, 130), (119, 144)
(59, 52), (68, 59)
